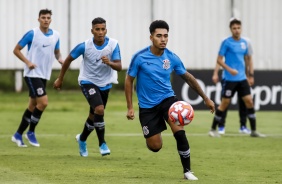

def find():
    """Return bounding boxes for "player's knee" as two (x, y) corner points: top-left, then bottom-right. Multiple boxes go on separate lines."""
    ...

(146, 142), (162, 152)
(94, 105), (105, 114)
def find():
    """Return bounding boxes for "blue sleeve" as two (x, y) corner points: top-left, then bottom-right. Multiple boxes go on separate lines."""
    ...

(55, 39), (60, 50)
(127, 55), (139, 77)
(70, 43), (85, 59)
(218, 40), (228, 56)
(172, 54), (186, 75)
(18, 30), (34, 49)
(111, 43), (121, 61)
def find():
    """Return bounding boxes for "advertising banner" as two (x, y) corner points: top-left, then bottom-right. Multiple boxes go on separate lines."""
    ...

(172, 70), (282, 111)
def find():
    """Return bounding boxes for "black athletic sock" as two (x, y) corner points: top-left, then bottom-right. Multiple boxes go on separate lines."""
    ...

(174, 130), (191, 173)
(93, 113), (105, 146)
(28, 107), (43, 132)
(212, 110), (223, 130)
(218, 110), (227, 127)
(17, 109), (32, 134)
(247, 108), (256, 131)
(80, 118), (95, 141)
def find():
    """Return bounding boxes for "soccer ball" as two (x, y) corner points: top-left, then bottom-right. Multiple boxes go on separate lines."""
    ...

(168, 101), (194, 126)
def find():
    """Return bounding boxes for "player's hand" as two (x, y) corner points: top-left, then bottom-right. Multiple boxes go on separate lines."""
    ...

(247, 77), (254, 86)
(58, 59), (64, 65)
(204, 98), (215, 114)
(212, 74), (219, 84)
(230, 69), (238, 76)
(126, 108), (135, 120)
(53, 78), (63, 90)
(101, 56), (111, 66)
(27, 62), (36, 70)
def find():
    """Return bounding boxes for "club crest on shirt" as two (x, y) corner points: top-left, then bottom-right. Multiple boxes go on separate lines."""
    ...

(163, 59), (170, 70)
(37, 88), (44, 95)
(240, 42), (246, 50)
(88, 88), (96, 95)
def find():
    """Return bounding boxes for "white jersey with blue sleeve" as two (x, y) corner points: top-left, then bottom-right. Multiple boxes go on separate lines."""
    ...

(127, 46), (186, 108)
(20, 27), (60, 80)
(75, 37), (120, 87)
(219, 36), (252, 81)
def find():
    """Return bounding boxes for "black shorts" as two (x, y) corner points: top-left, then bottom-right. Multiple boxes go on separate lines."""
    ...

(24, 77), (47, 98)
(80, 84), (110, 114)
(221, 79), (251, 98)
(139, 96), (178, 138)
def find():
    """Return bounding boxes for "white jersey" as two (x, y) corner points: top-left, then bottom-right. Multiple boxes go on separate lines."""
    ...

(78, 37), (118, 87)
(24, 27), (60, 80)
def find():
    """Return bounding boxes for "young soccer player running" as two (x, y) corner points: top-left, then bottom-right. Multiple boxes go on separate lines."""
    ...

(125, 20), (215, 180)
(209, 18), (265, 138)
(53, 17), (122, 157)
(12, 9), (63, 147)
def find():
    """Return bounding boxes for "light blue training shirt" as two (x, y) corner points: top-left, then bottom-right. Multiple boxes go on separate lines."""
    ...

(127, 46), (187, 108)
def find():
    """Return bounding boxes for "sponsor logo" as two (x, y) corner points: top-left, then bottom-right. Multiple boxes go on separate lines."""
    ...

(142, 126), (149, 136)
(88, 88), (96, 95)
(162, 59), (170, 70)
(42, 44), (51, 47)
(37, 88), (44, 95)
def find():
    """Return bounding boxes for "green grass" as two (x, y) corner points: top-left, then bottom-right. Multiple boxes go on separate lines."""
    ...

(0, 91), (281, 184)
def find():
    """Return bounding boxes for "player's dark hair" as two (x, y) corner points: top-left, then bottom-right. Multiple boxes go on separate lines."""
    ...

(229, 18), (241, 28)
(92, 17), (106, 25)
(149, 20), (169, 34)
(38, 9), (52, 17)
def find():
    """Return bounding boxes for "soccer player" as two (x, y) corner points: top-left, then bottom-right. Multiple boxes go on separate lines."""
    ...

(212, 63), (251, 135)
(53, 17), (122, 157)
(209, 18), (265, 138)
(125, 20), (215, 180)
(11, 9), (64, 147)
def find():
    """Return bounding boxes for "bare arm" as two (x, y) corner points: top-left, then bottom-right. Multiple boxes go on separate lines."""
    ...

(217, 55), (238, 76)
(212, 63), (221, 84)
(54, 49), (64, 65)
(245, 55), (254, 86)
(180, 72), (215, 113)
(13, 44), (36, 69)
(53, 54), (75, 89)
(125, 74), (135, 120)
(101, 56), (122, 71)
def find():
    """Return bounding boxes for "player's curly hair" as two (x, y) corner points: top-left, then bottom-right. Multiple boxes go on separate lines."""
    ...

(39, 9), (52, 17)
(149, 20), (169, 34)
(92, 17), (106, 25)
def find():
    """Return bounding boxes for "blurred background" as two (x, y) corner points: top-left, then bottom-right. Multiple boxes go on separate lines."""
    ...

(0, 0), (281, 110)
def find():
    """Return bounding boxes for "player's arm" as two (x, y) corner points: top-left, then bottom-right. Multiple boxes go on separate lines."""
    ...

(53, 43), (84, 89)
(212, 63), (221, 84)
(245, 55), (254, 86)
(54, 39), (64, 64)
(124, 74), (135, 120)
(13, 30), (36, 69)
(180, 72), (215, 113)
(217, 55), (238, 76)
(102, 44), (122, 71)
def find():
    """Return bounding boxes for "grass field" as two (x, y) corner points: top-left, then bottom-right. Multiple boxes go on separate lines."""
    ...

(0, 90), (281, 184)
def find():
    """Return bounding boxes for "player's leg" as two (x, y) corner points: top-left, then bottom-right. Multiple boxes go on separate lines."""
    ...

(94, 89), (110, 156)
(238, 95), (250, 134)
(239, 80), (265, 137)
(210, 81), (235, 137)
(218, 109), (227, 134)
(161, 97), (197, 180)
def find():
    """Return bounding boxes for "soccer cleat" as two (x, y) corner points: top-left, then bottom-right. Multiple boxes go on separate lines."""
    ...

(209, 129), (221, 137)
(218, 126), (225, 135)
(99, 143), (110, 156)
(184, 171), (198, 180)
(239, 126), (251, 134)
(11, 132), (27, 147)
(25, 131), (40, 147)
(250, 131), (266, 138)
(75, 134), (88, 157)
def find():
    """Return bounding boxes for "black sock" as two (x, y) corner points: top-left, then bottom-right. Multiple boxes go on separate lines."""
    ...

(174, 130), (191, 173)
(94, 113), (105, 146)
(17, 109), (32, 134)
(247, 108), (256, 131)
(80, 118), (95, 141)
(218, 110), (227, 127)
(28, 107), (43, 132)
(212, 110), (223, 130)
